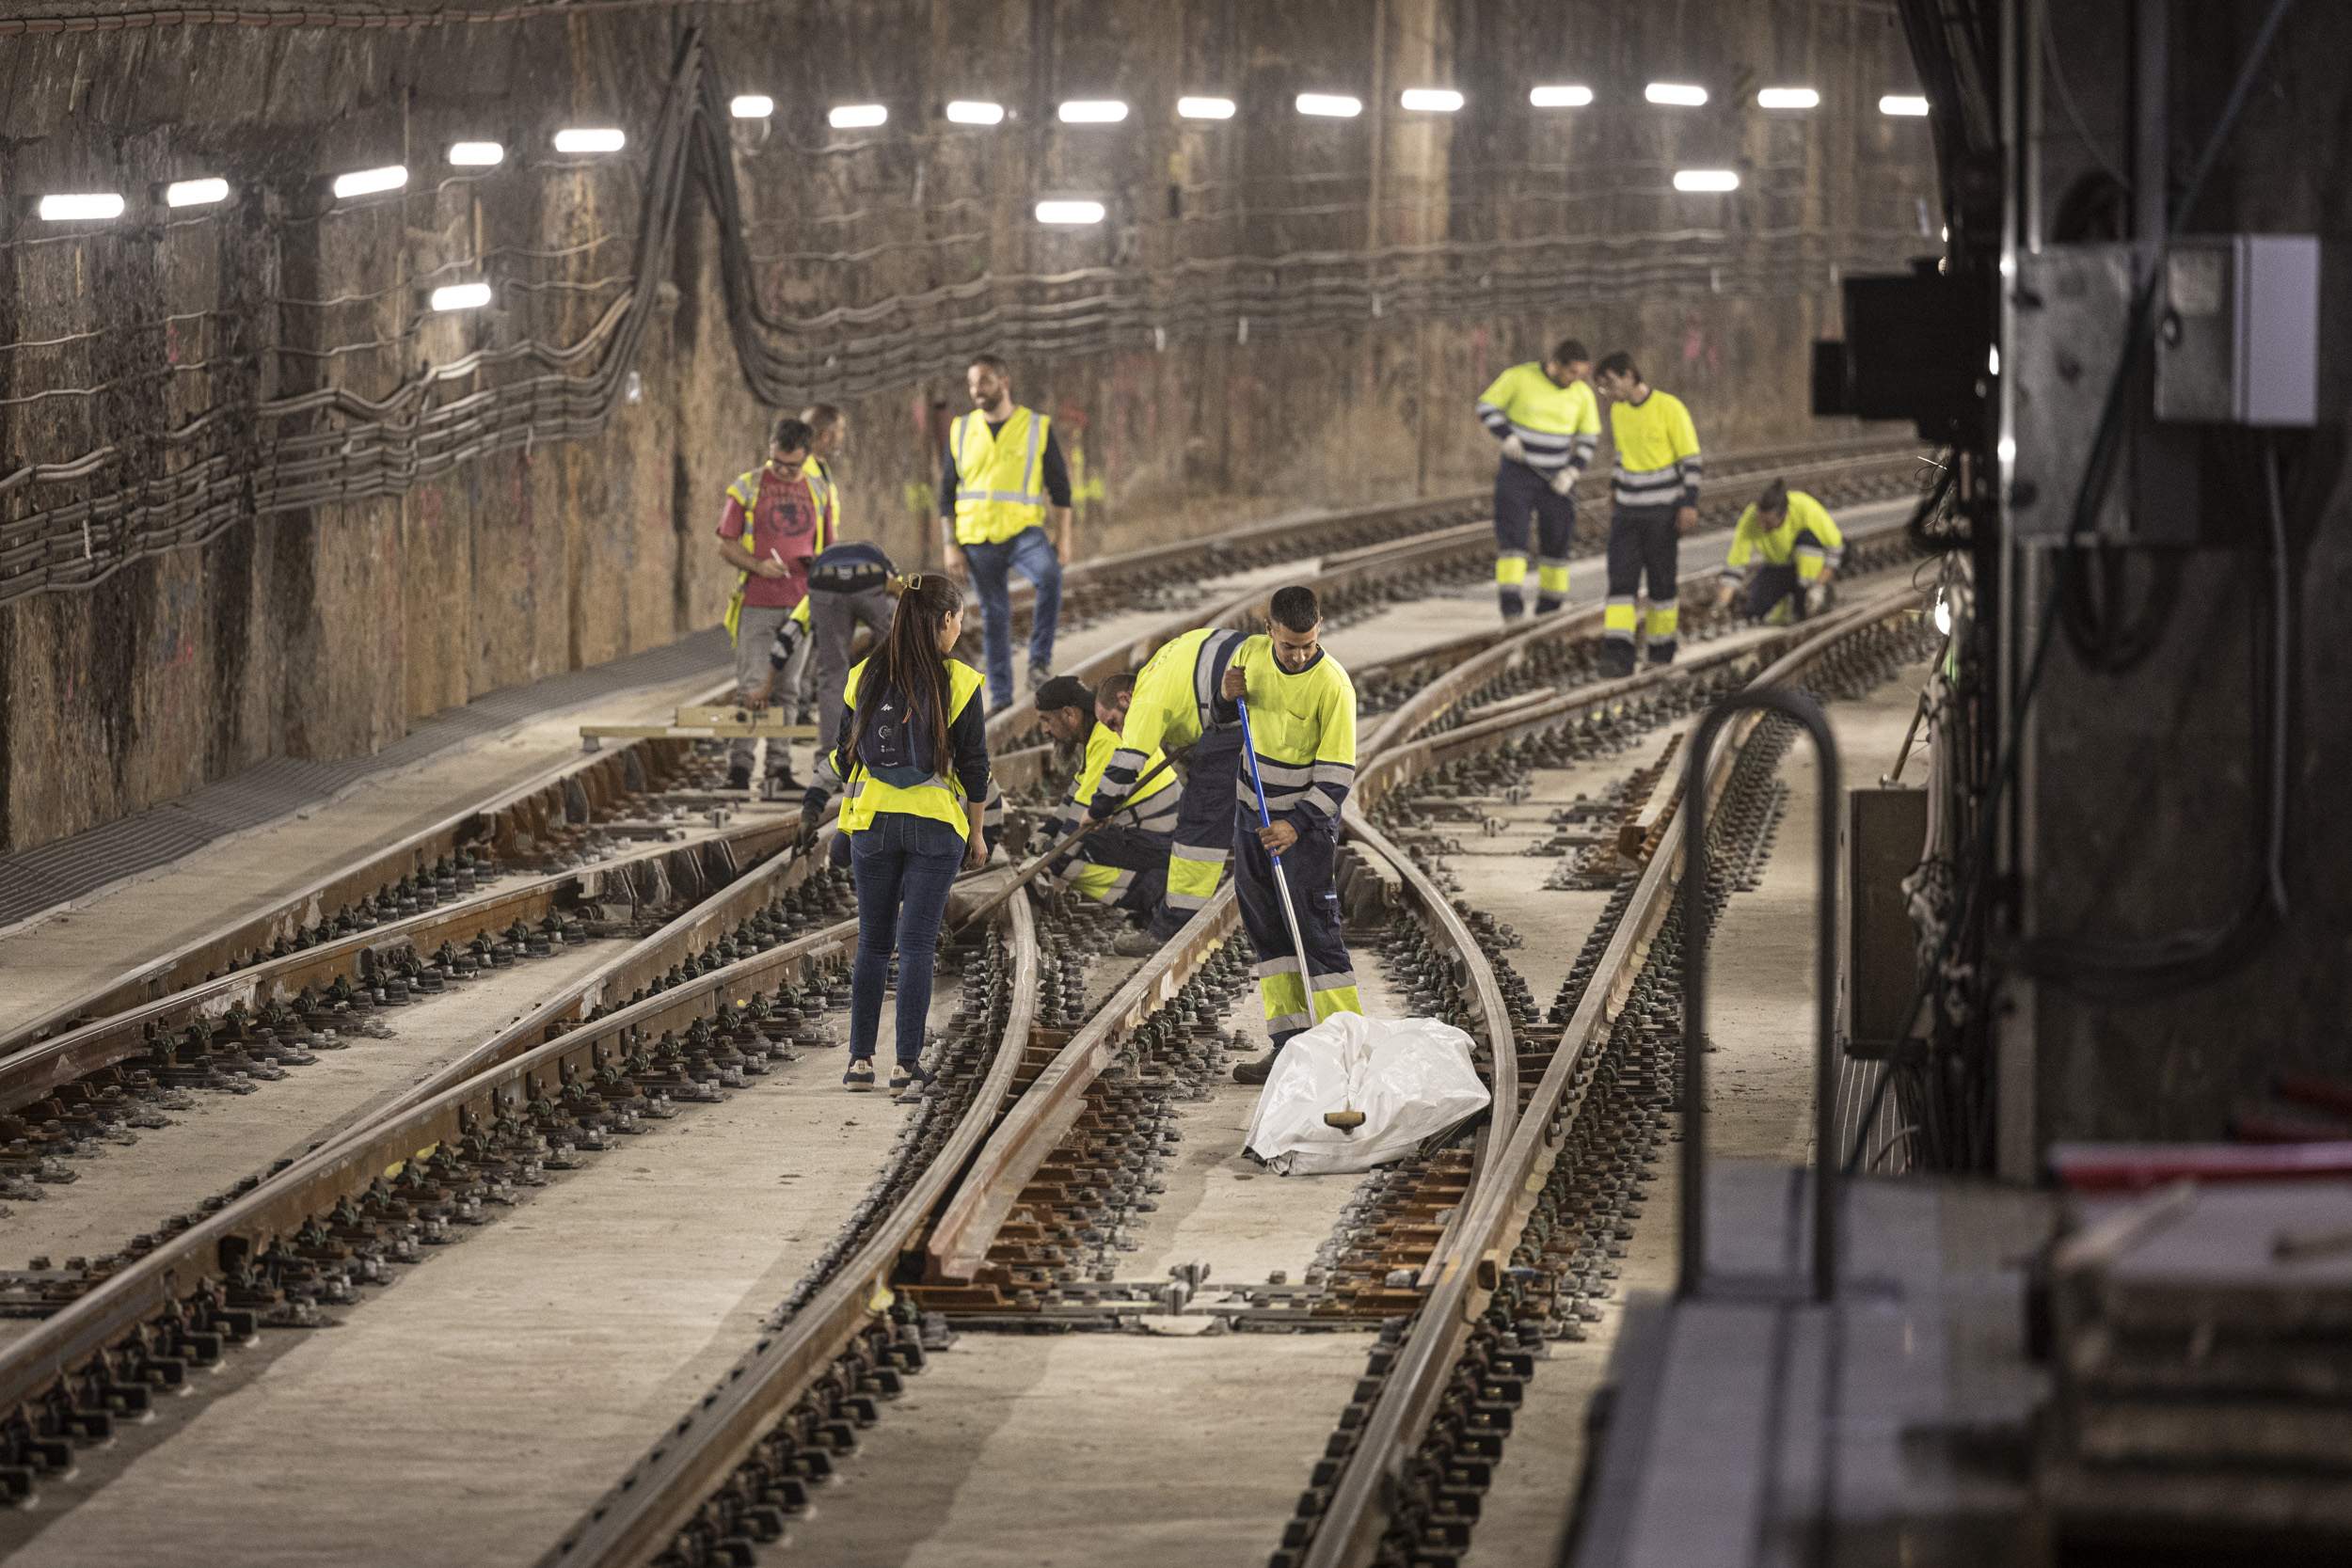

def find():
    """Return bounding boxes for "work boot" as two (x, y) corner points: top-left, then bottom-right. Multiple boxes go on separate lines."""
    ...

(1232, 1047), (1283, 1085)
(1026, 663), (1053, 694)
(726, 762), (753, 791)
(1113, 927), (1162, 958)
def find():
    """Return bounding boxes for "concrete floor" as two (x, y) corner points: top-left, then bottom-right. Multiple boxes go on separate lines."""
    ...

(0, 665), (726, 1040)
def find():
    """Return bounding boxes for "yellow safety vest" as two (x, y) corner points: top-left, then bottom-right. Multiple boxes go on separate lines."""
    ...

(834, 657), (989, 839)
(1073, 721), (1178, 832)
(948, 407), (1052, 546)
(723, 459), (836, 642)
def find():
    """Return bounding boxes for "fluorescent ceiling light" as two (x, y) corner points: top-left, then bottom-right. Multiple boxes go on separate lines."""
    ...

(332, 165), (407, 199)
(430, 282), (492, 311)
(553, 128), (626, 153)
(1880, 94), (1931, 117)
(1177, 96), (1236, 120)
(447, 141), (504, 167)
(164, 178), (230, 209)
(38, 192), (125, 222)
(1400, 87), (1464, 113)
(946, 100), (1006, 125)
(1645, 82), (1708, 107)
(1530, 84), (1594, 108)
(1756, 87), (1820, 110)
(1035, 198), (1106, 226)
(1295, 93), (1363, 119)
(829, 103), (888, 130)
(729, 95), (774, 119)
(1673, 168), (1740, 193)
(1057, 100), (1129, 124)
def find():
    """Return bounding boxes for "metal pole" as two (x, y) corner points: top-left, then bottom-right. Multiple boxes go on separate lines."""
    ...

(1677, 686), (1845, 1305)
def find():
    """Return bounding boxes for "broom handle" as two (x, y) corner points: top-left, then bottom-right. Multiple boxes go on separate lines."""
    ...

(1235, 696), (1320, 1020)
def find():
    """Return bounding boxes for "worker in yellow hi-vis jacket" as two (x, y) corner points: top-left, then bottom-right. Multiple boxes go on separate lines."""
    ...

(1474, 338), (1600, 619)
(1219, 585), (1363, 1085)
(1717, 479), (1847, 624)
(1033, 673), (1178, 914)
(1595, 351), (1704, 676)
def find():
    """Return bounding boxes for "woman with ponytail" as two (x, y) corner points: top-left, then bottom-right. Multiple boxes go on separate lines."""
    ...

(802, 574), (993, 1095)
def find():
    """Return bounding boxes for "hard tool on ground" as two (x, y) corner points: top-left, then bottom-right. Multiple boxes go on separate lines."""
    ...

(946, 753), (1175, 937)
(579, 703), (818, 750)
(1236, 694), (1364, 1133)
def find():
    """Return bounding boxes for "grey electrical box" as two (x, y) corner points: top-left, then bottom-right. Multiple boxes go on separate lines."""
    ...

(2010, 245), (2199, 543)
(2154, 235), (2320, 426)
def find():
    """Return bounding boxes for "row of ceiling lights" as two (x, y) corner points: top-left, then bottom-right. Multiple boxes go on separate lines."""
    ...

(20, 78), (1929, 301)
(792, 83), (1932, 128)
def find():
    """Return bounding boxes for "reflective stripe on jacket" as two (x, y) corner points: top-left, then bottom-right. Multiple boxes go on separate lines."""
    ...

(1476, 362), (1601, 474)
(1231, 637), (1358, 831)
(1607, 389), (1704, 510)
(1060, 721), (1179, 839)
(948, 407), (1052, 545)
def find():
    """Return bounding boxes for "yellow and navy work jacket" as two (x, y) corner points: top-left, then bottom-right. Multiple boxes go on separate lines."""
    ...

(722, 459), (835, 642)
(946, 406), (1052, 546)
(1607, 389), (1704, 513)
(1092, 626), (1246, 818)
(1222, 637), (1358, 834)
(815, 657), (992, 840)
(1476, 362), (1601, 477)
(1052, 721), (1180, 903)
(1724, 491), (1846, 584)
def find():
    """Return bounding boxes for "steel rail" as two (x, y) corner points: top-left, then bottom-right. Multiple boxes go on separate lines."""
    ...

(540, 890), (1040, 1568)
(0, 873), (1032, 1459)
(0, 815), (797, 1116)
(1295, 589), (1927, 1568)
(522, 495), (1931, 1565)
(0, 697), (729, 1053)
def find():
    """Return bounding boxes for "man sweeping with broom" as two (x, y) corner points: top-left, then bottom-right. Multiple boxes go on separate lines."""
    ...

(1220, 585), (1363, 1085)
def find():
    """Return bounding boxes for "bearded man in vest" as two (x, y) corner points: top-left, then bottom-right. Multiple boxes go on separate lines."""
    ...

(937, 354), (1075, 714)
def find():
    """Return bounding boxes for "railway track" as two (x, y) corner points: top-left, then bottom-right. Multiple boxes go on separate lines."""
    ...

(529, 527), (1932, 1566)
(0, 438), (1931, 1561)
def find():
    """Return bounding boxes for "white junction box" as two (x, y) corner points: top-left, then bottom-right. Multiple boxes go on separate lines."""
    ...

(2154, 234), (2320, 428)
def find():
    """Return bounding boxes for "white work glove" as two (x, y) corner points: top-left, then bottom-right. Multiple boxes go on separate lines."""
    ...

(1804, 581), (1831, 617)
(1548, 466), (1577, 497)
(1499, 434), (1527, 465)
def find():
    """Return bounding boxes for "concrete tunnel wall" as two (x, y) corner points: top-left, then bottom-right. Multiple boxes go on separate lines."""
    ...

(0, 0), (1932, 855)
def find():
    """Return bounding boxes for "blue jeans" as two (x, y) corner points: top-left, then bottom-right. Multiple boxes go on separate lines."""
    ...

(848, 813), (966, 1065)
(961, 525), (1061, 709)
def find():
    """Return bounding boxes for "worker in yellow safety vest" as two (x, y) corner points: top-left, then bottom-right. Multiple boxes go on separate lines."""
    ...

(1717, 479), (1847, 623)
(1475, 338), (1600, 619)
(1219, 585), (1363, 1085)
(1033, 673), (1179, 914)
(800, 574), (992, 1099)
(1088, 624), (1252, 957)
(718, 414), (835, 791)
(937, 355), (1075, 713)
(1595, 351), (1705, 676)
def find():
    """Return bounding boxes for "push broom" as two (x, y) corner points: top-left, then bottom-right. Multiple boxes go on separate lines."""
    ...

(1235, 694), (1366, 1133)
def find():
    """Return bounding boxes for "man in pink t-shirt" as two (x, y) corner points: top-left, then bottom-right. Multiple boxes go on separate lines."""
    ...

(716, 416), (828, 788)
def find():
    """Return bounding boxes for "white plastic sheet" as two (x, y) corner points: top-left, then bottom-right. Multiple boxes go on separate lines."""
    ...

(1243, 1012), (1492, 1176)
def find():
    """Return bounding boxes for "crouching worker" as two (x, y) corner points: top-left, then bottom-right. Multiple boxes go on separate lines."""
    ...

(1221, 586), (1362, 1085)
(1033, 673), (1178, 916)
(1716, 479), (1844, 625)
(801, 574), (990, 1098)
(1089, 626), (1251, 957)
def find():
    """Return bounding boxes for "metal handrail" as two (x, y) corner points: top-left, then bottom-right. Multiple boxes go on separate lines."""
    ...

(1677, 687), (1843, 1304)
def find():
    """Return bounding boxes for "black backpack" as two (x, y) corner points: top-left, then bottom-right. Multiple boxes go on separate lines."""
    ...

(856, 675), (940, 787)
(809, 542), (893, 595)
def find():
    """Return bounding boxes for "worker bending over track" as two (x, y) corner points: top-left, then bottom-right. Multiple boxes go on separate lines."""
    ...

(717, 415), (835, 790)
(1717, 479), (1845, 624)
(1220, 586), (1362, 1085)
(1474, 337), (1599, 619)
(1033, 673), (1177, 915)
(801, 574), (991, 1099)
(1595, 352), (1704, 676)
(1089, 625), (1251, 957)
